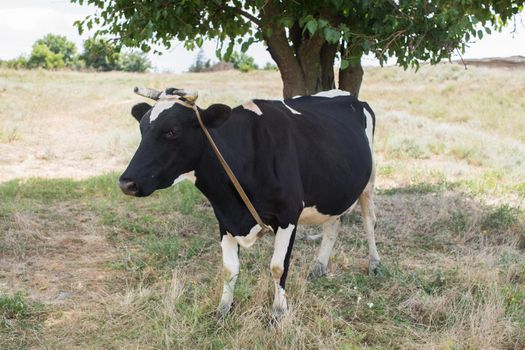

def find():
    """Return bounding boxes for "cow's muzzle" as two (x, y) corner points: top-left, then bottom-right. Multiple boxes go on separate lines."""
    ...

(119, 179), (139, 196)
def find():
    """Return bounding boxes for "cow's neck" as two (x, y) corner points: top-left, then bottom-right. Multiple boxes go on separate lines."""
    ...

(193, 131), (256, 235)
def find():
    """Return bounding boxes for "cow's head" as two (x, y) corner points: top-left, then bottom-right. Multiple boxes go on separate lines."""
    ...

(119, 87), (231, 197)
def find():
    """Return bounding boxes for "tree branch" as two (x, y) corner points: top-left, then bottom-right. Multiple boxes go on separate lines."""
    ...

(230, 7), (260, 26)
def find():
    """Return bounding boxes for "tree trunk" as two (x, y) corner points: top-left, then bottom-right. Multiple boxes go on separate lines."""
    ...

(272, 40), (340, 98)
(338, 58), (364, 97)
(260, 4), (363, 98)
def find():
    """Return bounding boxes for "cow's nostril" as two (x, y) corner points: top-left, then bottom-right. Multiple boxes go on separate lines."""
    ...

(119, 180), (139, 195)
(127, 182), (138, 192)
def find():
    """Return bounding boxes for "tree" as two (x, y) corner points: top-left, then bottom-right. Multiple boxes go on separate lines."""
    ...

(27, 43), (66, 69)
(230, 51), (258, 72)
(72, 0), (524, 98)
(81, 37), (121, 71)
(119, 51), (151, 72)
(188, 49), (211, 72)
(34, 34), (78, 66)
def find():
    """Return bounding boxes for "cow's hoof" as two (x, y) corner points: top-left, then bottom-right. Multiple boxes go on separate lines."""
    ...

(270, 306), (287, 325)
(308, 261), (327, 279)
(368, 260), (382, 276)
(216, 302), (232, 319)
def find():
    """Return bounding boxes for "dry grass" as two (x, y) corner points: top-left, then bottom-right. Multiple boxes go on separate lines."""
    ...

(1, 64), (524, 349)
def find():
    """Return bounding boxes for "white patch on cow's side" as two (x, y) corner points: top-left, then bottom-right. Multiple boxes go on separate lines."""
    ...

(172, 171), (196, 186)
(281, 101), (301, 115)
(242, 100), (263, 116)
(363, 108), (374, 152)
(218, 233), (239, 314)
(313, 89), (351, 98)
(299, 206), (337, 225)
(149, 99), (177, 123)
(232, 224), (267, 248)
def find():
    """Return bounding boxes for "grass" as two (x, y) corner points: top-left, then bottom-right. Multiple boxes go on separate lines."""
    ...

(1, 64), (525, 349)
(0, 292), (45, 349)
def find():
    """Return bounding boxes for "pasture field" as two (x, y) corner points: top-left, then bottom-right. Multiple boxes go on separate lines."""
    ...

(1, 65), (524, 349)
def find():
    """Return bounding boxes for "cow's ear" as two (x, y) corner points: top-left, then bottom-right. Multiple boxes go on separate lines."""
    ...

(131, 102), (152, 122)
(199, 104), (231, 128)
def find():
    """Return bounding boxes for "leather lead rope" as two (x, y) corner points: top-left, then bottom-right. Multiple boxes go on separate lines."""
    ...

(178, 100), (272, 234)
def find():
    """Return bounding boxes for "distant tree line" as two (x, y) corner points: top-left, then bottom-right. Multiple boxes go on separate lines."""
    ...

(189, 49), (277, 73)
(1, 34), (151, 72)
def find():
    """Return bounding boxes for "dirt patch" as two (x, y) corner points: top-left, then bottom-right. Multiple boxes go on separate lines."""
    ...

(0, 203), (119, 307)
(0, 98), (138, 182)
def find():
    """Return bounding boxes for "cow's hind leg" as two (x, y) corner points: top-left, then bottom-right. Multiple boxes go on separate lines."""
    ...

(270, 224), (297, 322)
(309, 219), (341, 278)
(217, 233), (239, 317)
(359, 169), (380, 275)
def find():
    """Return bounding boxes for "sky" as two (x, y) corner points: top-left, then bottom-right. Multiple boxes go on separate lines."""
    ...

(1, 0), (524, 72)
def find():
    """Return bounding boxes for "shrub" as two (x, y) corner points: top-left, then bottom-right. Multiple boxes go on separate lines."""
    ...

(263, 62), (278, 70)
(27, 43), (65, 69)
(3, 56), (28, 69)
(34, 34), (77, 66)
(119, 51), (151, 72)
(229, 51), (258, 72)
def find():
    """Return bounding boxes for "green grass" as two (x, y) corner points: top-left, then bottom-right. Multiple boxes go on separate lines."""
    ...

(1, 171), (524, 349)
(1, 64), (525, 349)
(0, 292), (45, 349)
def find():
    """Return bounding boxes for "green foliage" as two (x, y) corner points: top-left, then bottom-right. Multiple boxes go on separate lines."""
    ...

(27, 43), (65, 69)
(1, 292), (45, 349)
(81, 37), (121, 71)
(229, 51), (258, 72)
(72, 0), (524, 72)
(24, 34), (79, 69)
(3, 33), (149, 72)
(34, 33), (78, 66)
(1, 56), (28, 69)
(119, 51), (151, 72)
(0, 292), (36, 321)
(81, 37), (151, 72)
(482, 204), (520, 231)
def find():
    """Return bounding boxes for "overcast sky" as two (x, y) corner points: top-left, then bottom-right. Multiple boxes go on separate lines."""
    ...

(1, 0), (524, 72)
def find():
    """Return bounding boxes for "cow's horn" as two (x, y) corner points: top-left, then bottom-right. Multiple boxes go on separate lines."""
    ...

(134, 86), (162, 100)
(183, 91), (198, 105)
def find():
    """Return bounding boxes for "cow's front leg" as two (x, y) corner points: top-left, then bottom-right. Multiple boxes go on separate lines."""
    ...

(217, 233), (239, 317)
(270, 224), (297, 322)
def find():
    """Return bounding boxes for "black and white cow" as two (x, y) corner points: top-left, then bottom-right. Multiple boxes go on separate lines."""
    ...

(119, 88), (380, 320)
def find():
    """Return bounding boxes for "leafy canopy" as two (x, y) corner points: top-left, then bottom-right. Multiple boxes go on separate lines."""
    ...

(73, 0), (524, 69)
(81, 37), (151, 72)
(34, 34), (78, 65)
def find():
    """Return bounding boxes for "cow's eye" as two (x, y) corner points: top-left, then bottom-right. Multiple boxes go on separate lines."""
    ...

(163, 129), (179, 140)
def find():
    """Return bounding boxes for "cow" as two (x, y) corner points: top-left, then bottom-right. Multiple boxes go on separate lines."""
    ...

(119, 87), (380, 321)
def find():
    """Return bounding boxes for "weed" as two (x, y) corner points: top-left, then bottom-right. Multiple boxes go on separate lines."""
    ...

(482, 204), (520, 231)
(0, 292), (45, 349)
(448, 209), (469, 234)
